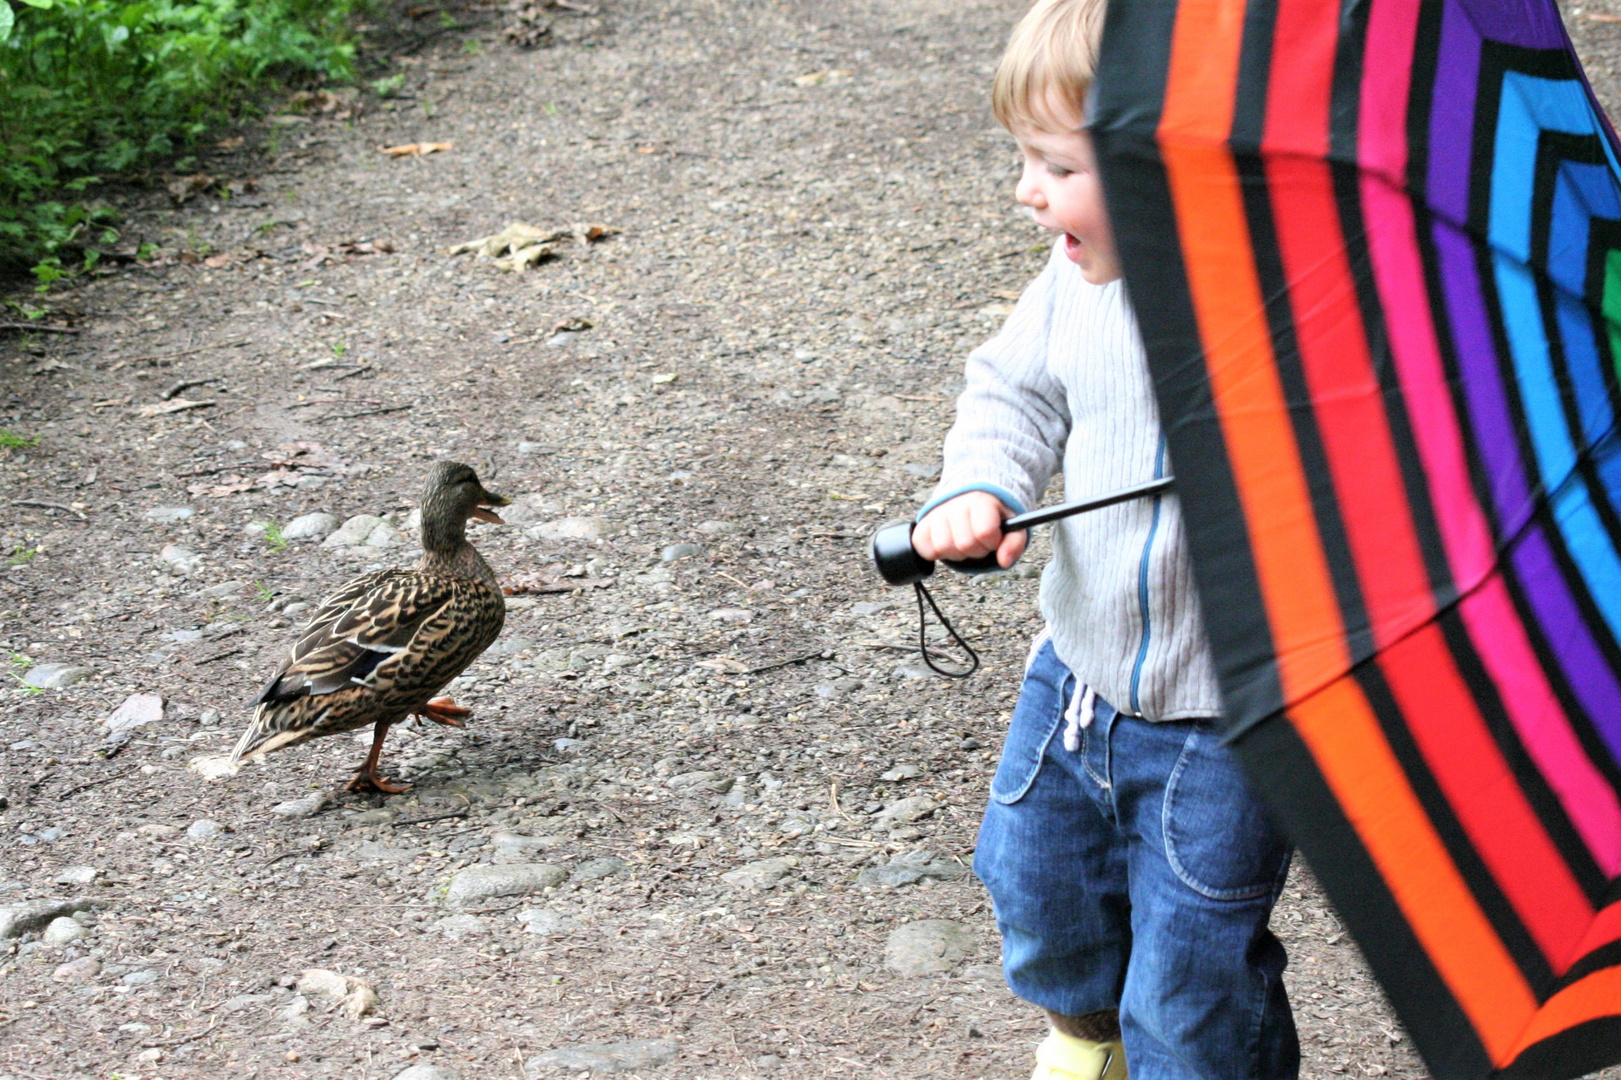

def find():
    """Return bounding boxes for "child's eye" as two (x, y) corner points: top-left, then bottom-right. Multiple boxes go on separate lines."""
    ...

(1045, 164), (1073, 178)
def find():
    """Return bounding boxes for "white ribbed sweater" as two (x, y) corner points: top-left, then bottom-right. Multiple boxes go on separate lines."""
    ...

(925, 240), (1222, 720)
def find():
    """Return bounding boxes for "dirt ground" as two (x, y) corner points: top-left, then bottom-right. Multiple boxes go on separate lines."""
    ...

(2, 1), (1619, 1078)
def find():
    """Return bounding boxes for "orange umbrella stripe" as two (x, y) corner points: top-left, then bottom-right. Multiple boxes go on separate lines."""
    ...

(1160, 140), (1538, 1060)
(1293, 681), (1538, 1062)
(1162, 0), (1245, 142)
(1160, 143), (1348, 698)
(1507, 966), (1621, 1065)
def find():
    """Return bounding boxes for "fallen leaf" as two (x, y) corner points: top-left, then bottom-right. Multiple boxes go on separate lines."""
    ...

(379, 141), (454, 157)
(501, 572), (614, 595)
(793, 69), (852, 87)
(695, 657), (750, 674)
(574, 222), (620, 243)
(135, 398), (214, 418)
(552, 316), (594, 333)
(651, 372), (677, 385)
(103, 693), (164, 735)
(166, 174), (216, 204)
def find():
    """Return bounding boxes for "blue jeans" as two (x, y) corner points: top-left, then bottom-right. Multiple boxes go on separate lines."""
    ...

(974, 640), (1298, 1079)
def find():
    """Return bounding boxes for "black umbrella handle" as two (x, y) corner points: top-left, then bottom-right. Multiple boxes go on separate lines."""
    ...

(869, 476), (1175, 586)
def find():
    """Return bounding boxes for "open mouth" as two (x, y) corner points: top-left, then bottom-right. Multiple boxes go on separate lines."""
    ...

(472, 493), (511, 524)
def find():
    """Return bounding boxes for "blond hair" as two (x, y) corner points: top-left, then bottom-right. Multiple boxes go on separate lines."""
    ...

(992, 0), (1106, 133)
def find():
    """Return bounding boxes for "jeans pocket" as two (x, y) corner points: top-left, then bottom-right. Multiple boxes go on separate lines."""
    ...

(989, 642), (1067, 805)
(1161, 724), (1290, 901)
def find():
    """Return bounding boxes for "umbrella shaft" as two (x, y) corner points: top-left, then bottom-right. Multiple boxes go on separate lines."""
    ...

(1004, 476), (1175, 531)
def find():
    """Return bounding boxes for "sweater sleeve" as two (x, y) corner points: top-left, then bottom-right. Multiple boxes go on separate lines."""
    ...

(922, 243), (1071, 519)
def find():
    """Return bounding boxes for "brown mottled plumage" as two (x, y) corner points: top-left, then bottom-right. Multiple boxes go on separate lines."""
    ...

(231, 462), (510, 793)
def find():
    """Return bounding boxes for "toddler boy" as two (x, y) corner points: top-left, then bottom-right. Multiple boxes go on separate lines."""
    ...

(911, 1), (1297, 1077)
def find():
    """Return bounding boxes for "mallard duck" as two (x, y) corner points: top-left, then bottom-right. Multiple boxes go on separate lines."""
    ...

(231, 461), (511, 793)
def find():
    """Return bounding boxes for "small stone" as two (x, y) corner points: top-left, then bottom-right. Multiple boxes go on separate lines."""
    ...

(143, 506), (194, 524)
(857, 864), (924, 889)
(884, 920), (976, 976)
(21, 663), (93, 689)
(353, 841), (416, 862)
(52, 866), (98, 886)
(158, 544), (203, 575)
(282, 601), (312, 619)
(516, 908), (576, 936)
(851, 601), (894, 617)
(394, 1066), (461, 1080)
(695, 519), (736, 535)
(322, 514), (385, 548)
(433, 913), (489, 940)
(708, 607), (752, 623)
(122, 968), (161, 986)
(222, 992), (274, 1012)
(525, 1039), (678, 1075)
(271, 793), (328, 819)
(135, 1048), (164, 1064)
(547, 330), (580, 347)
(490, 832), (564, 864)
(891, 663), (932, 681)
(880, 764), (924, 782)
(103, 693), (163, 734)
(525, 516), (614, 541)
(902, 462), (942, 479)
(814, 682), (842, 699)
(185, 819), (223, 841)
(42, 917), (87, 946)
(666, 770), (732, 793)
(51, 956), (100, 982)
(660, 542), (703, 562)
(296, 968), (379, 1018)
(721, 857), (796, 890)
(443, 863), (566, 906)
(877, 795), (938, 827)
(282, 512), (341, 541)
(198, 580), (246, 599)
(570, 857), (626, 882)
(515, 441), (547, 455)
(552, 738), (588, 753)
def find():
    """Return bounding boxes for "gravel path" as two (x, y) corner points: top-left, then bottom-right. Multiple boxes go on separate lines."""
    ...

(3, 1), (1620, 1077)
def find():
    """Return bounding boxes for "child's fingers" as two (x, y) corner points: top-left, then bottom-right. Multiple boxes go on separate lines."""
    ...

(946, 509), (990, 559)
(998, 529), (1027, 568)
(967, 496), (1008, 552)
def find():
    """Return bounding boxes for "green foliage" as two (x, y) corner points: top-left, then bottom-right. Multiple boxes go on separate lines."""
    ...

(0, 428), (39, 448)
(252, 520), (288, 551)
(0, 0), (373, 272)
(4, 650), (42, 695)
(5, 545), (38, 565)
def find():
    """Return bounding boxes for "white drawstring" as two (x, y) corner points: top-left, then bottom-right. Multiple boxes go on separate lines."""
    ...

(1062, 683), (1096, 752)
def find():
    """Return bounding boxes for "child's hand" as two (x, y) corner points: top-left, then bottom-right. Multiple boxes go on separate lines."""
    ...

(913, 492), (1027, 568)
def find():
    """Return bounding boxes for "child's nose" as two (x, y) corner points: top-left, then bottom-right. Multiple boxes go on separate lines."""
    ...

(1015, 168), (1044, 209)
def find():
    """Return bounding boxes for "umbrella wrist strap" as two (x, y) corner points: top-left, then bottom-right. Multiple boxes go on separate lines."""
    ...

(913, 581), (980, 679)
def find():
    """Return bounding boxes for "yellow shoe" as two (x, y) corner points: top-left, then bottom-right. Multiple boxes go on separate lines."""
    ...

(1030, 1030), (1128, 1080)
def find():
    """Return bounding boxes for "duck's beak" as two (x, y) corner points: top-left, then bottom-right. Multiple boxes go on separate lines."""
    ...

(472, 490), (511, 524)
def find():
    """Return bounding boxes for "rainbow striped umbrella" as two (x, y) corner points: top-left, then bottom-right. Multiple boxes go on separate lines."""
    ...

(1092, 0), (1621, 1076)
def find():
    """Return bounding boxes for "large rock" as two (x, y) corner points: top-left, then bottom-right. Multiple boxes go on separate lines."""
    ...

(876, 795), (938, 828)
(104, 693), (163, 735)
(322, 514), (385, 548)
(443, 863), (566, 906)
(525, 1040), (677, 1075)
(0, 899), (99, 939)
(282, 512), (340, 541)
(21, 663), (93, 689)
(884, 920), (976, 977)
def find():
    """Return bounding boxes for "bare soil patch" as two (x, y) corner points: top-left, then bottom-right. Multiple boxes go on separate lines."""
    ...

(3, 1), (1619, 1078)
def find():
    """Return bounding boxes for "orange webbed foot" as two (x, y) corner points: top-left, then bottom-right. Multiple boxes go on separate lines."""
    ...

(346, 768), (412, 795)
(420, 697), (471, 728)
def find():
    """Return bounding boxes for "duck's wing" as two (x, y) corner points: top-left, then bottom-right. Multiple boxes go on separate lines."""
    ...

(233, 572), (465, 762)
(256, 570), (463, 705)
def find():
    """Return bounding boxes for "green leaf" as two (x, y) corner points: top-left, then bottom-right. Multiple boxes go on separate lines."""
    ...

(16, 0), (54, 9)
(0, 5), (14, 44)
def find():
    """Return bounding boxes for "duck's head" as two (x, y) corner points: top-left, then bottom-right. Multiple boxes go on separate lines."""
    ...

(420, 461), (510, 551)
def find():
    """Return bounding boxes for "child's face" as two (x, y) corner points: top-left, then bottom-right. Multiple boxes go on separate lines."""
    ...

(1013, 119), (1121, 285)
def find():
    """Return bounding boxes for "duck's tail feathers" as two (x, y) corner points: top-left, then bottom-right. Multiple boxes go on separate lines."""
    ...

(230, 706), (311, 764)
